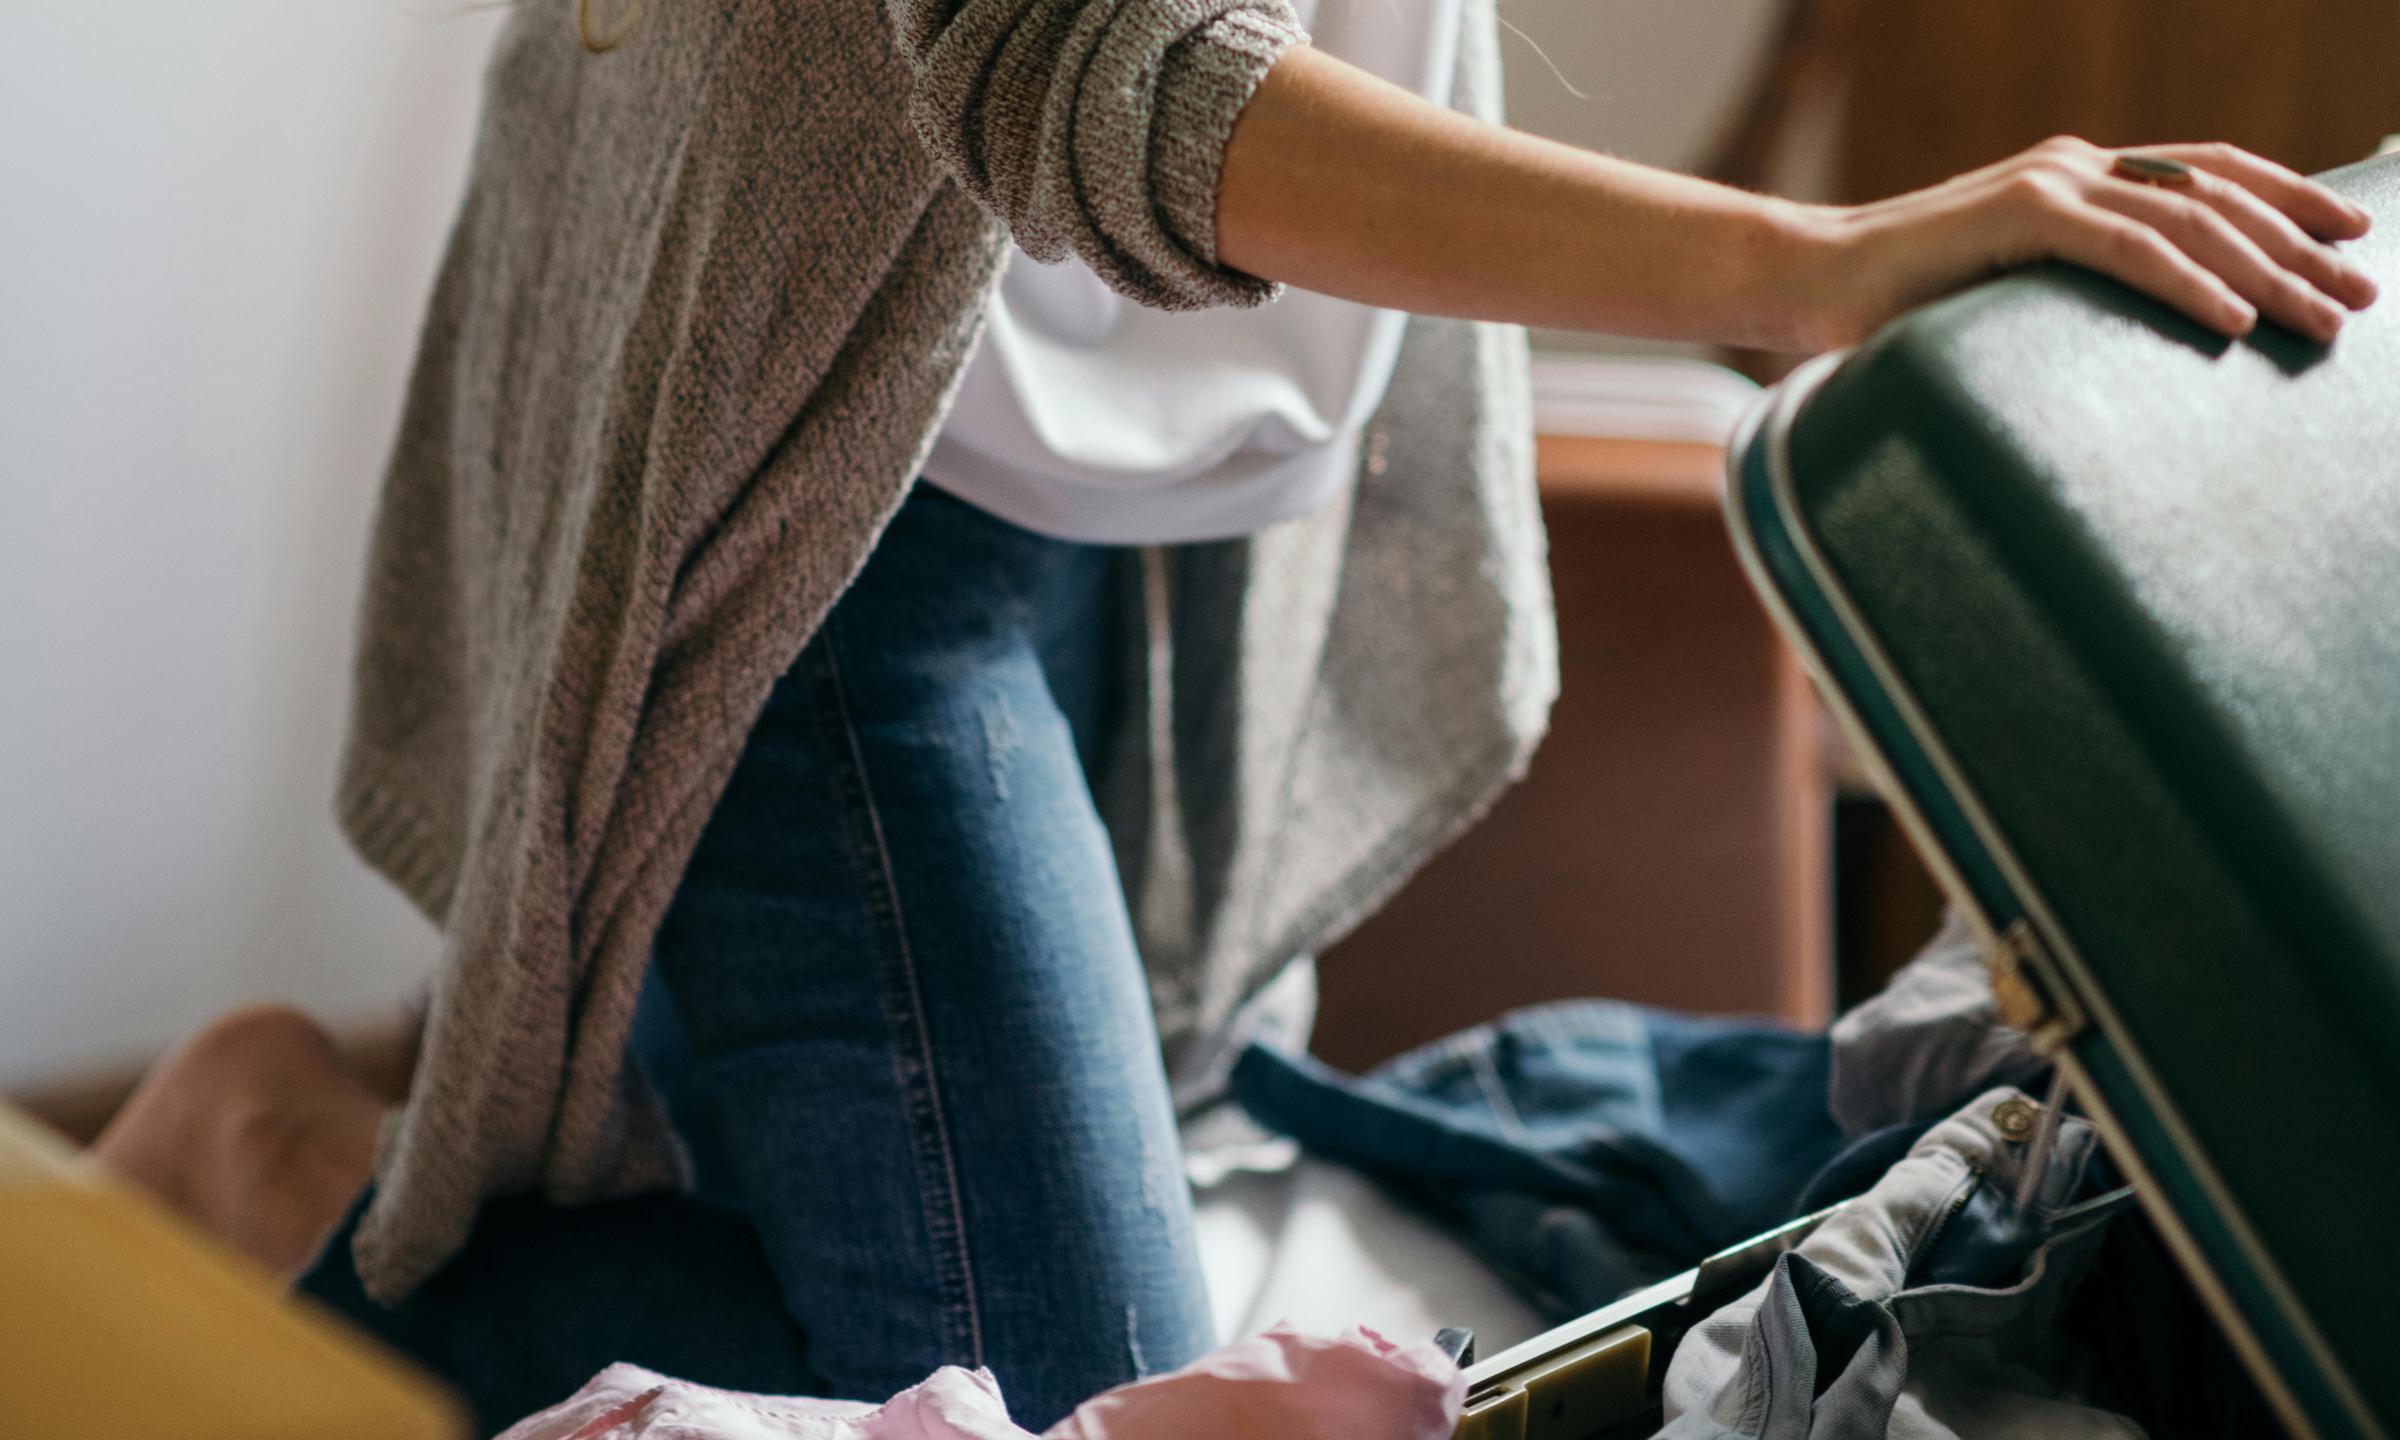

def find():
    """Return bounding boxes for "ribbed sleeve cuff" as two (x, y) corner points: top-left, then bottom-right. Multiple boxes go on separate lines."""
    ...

(904, 0), (1305, 313)
(1145, 8), (1302, 295)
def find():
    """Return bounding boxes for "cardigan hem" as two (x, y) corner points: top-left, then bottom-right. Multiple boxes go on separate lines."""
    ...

(336, 747), (462, 927)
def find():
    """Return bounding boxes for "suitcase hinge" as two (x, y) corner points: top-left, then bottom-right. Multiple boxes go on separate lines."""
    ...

(1988, 919), (2087, 1056)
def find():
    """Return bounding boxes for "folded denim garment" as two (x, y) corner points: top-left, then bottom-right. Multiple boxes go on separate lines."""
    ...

(1657, 1086), (2144, 1440)
(493, 1328), (1461, 1440)
(1231, 1000), (1849, 1317)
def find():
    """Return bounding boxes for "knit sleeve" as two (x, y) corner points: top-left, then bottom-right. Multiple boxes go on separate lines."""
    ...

(891, 0), (1307, 310)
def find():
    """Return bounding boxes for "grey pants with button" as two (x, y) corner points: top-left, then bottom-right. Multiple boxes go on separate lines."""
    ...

(1656, 1087), (2144, 1440)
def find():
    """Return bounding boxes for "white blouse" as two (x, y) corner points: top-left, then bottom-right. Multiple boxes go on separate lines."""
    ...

(923, 0), (1463, 544)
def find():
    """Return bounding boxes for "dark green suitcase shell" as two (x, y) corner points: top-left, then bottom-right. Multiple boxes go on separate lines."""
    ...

(1730, 156), (2400, 1440)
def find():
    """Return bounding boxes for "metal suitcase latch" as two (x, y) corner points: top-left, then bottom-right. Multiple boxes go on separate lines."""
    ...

(1987, 918), (2088, 1056)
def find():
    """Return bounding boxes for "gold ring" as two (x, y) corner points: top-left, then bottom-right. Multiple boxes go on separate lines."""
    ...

(2111, 153), (2198, 187)
(578, 0), (644, 52)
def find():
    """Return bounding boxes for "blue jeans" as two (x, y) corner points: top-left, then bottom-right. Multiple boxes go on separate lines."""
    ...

(1231, 1000), (1850, 1318)
(303, 487), (1213, 1433)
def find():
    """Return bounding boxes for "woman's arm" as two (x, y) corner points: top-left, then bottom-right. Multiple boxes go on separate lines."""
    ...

(1218, 46), (2376, 351)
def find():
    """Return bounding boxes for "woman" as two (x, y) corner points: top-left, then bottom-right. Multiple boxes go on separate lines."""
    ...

(302, 0), (2373, 1430)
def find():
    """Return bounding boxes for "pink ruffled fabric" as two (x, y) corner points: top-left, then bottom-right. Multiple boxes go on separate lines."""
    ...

(1047, 1326), (1462, 1440)
(496, 1327), (1463, 1440)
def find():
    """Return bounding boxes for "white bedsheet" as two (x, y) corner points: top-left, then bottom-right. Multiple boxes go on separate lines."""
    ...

(1192, 1154), (1546, 1355)
(1176, 964), (1546, 1356)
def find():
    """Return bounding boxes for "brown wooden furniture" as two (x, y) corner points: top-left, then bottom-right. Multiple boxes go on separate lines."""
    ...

(1311, 434), (1833, 1071)
(1840, 0), (2400, 203)
(1712, 0), (2400, 206)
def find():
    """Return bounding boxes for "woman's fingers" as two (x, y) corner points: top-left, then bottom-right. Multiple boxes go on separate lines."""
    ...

(1813, 136), (2376, 353)
(2087, 176), (2349, 341)
(2166, 165), (2380, 310)
(2029, 200), (2257, 337)
(2143, 142), (2373, 243)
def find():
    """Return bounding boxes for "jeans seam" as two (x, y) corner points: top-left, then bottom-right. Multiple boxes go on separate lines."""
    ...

(820, 621), (988, 1370)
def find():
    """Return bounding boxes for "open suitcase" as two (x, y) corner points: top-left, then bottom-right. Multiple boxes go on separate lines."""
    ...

(1453, 154), (2400, 1440)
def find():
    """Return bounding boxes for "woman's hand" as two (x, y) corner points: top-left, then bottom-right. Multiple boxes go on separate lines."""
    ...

(1787, 137), (2377, 352)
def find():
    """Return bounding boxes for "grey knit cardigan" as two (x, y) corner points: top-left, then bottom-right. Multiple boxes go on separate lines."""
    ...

(339, 0), (1554, 1301)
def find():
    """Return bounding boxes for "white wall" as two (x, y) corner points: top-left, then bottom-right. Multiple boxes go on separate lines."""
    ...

(0, 2), (503, 1086)
(0, 0), (1782, 1089)
(1501, 0), (1783, 172)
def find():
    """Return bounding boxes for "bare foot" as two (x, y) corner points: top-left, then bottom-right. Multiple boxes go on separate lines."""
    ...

(91, 1005), (386, 1281)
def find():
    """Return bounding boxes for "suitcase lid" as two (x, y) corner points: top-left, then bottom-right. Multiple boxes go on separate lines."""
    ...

(1728, 156), (2400, 1440)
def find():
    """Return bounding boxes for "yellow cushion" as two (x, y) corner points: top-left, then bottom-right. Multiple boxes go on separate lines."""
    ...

(0, 1103), (463, 1440)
